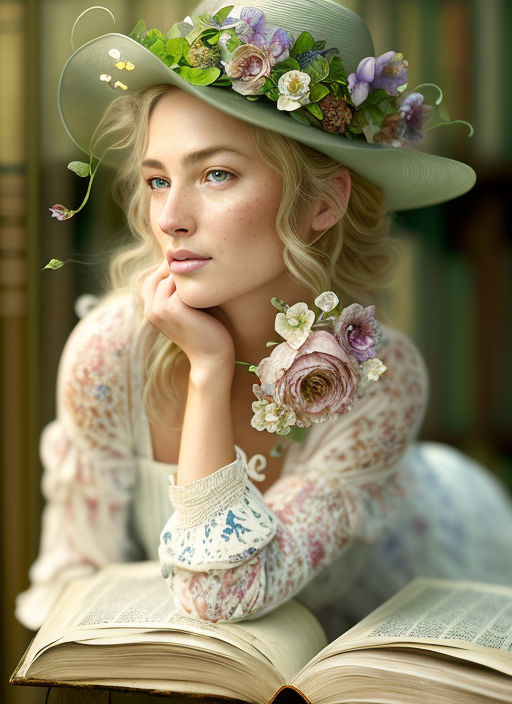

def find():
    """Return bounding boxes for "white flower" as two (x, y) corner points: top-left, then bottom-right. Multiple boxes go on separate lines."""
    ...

(108, 48), (121, 60)
(251, 399), (296, 435)
(277, 70), (311, 111)
(275, 302), (315, 349)
(314, 291), (339, 313)
(361, 357), (387, 383)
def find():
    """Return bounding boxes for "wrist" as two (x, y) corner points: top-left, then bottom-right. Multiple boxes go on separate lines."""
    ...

(188, 357), (235, 388)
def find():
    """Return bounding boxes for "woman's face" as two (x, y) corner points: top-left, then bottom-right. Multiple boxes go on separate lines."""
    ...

(142, 88), (289, 310)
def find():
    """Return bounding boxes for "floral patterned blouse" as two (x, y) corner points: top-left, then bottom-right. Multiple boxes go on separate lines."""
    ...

(15, 291), (433, 630)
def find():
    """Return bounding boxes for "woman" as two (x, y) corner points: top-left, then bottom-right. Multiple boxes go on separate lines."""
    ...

(17, 0), (512, 638)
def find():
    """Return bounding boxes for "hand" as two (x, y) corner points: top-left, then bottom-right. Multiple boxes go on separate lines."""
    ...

(141, 260), (235, 379)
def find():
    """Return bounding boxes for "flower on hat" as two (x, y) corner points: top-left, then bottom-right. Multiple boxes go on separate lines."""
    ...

(224, 43), (273, 95)
(277, 70), (311, 111)
(347, 51), (408, 108)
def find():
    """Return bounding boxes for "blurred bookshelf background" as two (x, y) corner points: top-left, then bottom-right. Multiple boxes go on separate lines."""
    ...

(1, 0), (511, 702)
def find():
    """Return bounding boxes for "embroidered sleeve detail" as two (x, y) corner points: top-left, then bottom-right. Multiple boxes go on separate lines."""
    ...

(16, 295), (142, 630)
(162, 327), (428, 623)
(160, 451), (278, 571)
(168, 447), (246, 526)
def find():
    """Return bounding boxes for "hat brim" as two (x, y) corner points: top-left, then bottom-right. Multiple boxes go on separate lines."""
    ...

(59, 33), (476, 211)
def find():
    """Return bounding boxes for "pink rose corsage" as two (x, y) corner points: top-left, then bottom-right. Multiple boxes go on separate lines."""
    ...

(250, 291), (386, 437)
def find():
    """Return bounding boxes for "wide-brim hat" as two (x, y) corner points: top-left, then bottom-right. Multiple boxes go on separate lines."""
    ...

(59, 0), (476, 211)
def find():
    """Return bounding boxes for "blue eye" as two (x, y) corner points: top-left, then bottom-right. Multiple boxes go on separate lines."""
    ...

(206, 170), (231, 183)
(148, 177), (170, 190)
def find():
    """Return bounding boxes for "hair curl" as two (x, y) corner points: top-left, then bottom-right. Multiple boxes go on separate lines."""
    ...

(94, 86), (397, 423)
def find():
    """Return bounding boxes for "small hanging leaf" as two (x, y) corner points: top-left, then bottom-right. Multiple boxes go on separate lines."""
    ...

(43, 258), (66, 271)
(67, 161), (90, 177)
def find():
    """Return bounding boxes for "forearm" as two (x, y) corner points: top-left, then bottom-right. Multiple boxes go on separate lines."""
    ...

(177, 364), (236, 485)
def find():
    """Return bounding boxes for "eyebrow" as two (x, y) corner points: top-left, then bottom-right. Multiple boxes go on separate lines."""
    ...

(141, 145), (246, 170)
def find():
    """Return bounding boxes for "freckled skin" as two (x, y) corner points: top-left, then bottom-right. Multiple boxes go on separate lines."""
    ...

(143, 89), (290, 311)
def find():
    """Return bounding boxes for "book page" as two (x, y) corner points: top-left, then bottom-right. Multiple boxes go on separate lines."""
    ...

(15, 561), (325, 687)
(306, 578), (512, 675)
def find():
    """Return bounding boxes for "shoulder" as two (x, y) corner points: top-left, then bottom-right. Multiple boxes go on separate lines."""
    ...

(56, 292), (139, 445)
(378, 324), (429, 395)
(59, 292), (137, 379)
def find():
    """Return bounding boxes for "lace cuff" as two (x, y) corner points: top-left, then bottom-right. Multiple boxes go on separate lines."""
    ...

(159, 448), (278, 571)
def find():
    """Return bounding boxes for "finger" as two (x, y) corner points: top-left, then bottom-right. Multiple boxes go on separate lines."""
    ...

(141, 259), (171, 304)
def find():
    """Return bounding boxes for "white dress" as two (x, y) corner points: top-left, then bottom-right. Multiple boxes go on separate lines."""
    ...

(16, 293), (512, 639)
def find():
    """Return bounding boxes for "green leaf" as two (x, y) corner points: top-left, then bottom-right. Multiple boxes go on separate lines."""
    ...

(265, 86), (280, 102)
(206, 32), (221, 45)
(271, 297), (288, 312)
(289, 107), (318, 126)
(309, 83), (330, 102)
(43, 258), (65, 271)
(212, 5), (234, 25)
(186, 15), (215, 44)
(328, 55), (348, 84)
(291, 31), (314, 56)
(312, 40), (326, 50)
(129, 18), (147, 42)
(306, 102), (323, 120)
(165, 37), (189, 62)
(288, 425), (309, 443)
(226, 33), (242, 52)
(271, 57), (301, 80)
(302, 55), (329, 84)
(147, 38), (168, 62)
(176, 65), (221, 85)
(67, 161), (90, 178)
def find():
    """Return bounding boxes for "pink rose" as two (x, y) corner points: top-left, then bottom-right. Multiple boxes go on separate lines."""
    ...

(224, 43), (272, 95)
(272, 331), (360, 426)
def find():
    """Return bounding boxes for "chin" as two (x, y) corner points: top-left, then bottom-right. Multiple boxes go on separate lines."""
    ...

(174, 281), (226, 310)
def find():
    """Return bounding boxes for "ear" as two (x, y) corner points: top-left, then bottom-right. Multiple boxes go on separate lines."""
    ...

(306, 167), (351, 245)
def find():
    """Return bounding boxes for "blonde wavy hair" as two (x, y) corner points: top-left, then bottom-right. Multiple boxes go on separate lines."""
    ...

(94, 85), (397, 422)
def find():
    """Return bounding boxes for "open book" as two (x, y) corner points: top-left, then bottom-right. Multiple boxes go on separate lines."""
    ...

(11, 561), (512, 703)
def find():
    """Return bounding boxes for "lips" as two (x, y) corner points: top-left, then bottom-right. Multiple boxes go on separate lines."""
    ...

(167, 249), (211, 275)
(166, 249), (210, 265)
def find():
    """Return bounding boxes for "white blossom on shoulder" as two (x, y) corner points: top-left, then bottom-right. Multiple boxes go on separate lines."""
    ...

(361, 357), (387, 384)
(314, 290), (339, 313)
(275, 302), (315, 349)
(251, 399), (296, 435)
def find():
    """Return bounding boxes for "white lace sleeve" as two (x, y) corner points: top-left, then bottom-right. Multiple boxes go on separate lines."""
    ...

(15, 295), (141, 630)
(159, 447), (278, 572)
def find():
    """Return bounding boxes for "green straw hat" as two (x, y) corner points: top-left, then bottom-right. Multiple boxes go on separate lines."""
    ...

(57, 0), (476, 212)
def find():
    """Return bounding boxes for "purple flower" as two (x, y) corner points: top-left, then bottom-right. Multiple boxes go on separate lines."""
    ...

(49, 204), (73, 221)
(398, 92), (432, 143)
(372, 51), (408, 96)
(347, 56), (375, 106)
(235, 7), (292, 63)
(335, 303), (382, 362)
(348, 51), (408, 107)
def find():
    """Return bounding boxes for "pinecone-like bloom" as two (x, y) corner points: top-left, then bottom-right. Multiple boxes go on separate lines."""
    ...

(319, 93), (353, 134)
(187, 40), (220, 68)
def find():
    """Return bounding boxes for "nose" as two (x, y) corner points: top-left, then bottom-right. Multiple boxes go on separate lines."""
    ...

(157, 185), (196, 237)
